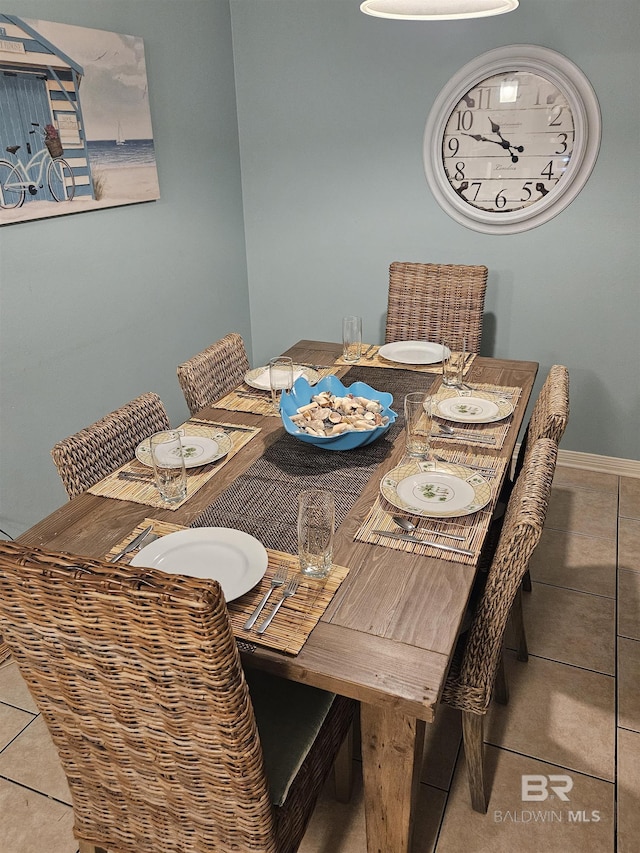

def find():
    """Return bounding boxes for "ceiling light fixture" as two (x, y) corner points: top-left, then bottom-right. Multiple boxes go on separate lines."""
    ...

(360, 0), (518, 21)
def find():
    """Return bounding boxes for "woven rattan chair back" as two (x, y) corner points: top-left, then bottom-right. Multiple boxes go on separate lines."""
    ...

(0, 542), (279, 853)
(177, 333), (250, 415)
(441, 438), (557, 812)
(514, 364), (569, 481)
(385, 262), (488, 353)
(50, 392), (170, 500)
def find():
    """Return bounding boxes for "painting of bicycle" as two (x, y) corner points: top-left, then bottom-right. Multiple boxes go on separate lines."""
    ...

(0, 14), (160, 226)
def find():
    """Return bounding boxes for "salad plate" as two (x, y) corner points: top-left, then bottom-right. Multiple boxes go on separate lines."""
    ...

(377, 340), (447, 365)
(435, 394), (513, 424)
(131, 527), (268, 601)
(380, 459), (491, 518)
(136, 432), (232, 469)
(244, 364), (319, 391)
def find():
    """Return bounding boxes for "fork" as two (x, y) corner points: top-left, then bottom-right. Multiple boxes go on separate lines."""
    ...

(243, 565), (288, 630)
(257, 576), (298, 634)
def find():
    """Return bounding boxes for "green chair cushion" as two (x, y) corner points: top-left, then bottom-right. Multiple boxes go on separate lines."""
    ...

(245, 668), (336, 807)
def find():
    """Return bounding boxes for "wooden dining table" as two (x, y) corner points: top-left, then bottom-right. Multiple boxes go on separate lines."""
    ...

(18, 340), (537, 853)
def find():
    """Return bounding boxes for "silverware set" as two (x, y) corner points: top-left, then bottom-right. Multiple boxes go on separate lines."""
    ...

(243, 566), (299, 634)
(432, 454), (497, 477)
(109, 526), (157, 562)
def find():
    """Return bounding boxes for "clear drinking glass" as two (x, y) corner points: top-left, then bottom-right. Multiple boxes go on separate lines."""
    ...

(269, 356), (294, 411)
(149, 429), (187, 503)
(404, 392), (433, 458)
(297, 490), (335, 579)
(342, 315), (363, 362)
(442, 339), (466, 387)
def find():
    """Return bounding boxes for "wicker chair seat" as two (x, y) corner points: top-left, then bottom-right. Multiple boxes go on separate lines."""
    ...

(0, 542), (354, 853)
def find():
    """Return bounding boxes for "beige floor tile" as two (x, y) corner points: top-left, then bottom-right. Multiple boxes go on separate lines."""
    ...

(0, 715), (72, 804)
(0, 701), (35, 751)
(435, 746), (614, 853)
(552, 466), (618, 494)
(0, 777), (77, 853)
(619, 517), (640, 573)
(618, 638), (640, 733)
(617, 728), (640, 853)
(519, 583), (615, 675)
(545, 485), (617, 539)
(528, 529), (616, 597)
(618, 570), (640, 641)
(298, 760), (446, 853)
(0, 661), (39, 713)
(421, 703), (462, 790)
(620, 477), (640, 519)
(486, 654), (615, 782)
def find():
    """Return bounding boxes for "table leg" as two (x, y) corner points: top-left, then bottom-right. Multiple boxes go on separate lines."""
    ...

(360, 703), (426, 853)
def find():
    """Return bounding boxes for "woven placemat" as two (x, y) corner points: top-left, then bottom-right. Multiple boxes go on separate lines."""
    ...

(355, 451), (508, 565)
(106, 520), (349, 656)
(215, 366), (340, 417)
(431, 384), (522, 450)
(88, 421), (260, 510)
(336, 346), (476, 376)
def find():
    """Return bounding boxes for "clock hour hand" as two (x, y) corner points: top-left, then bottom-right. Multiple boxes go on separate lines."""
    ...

(462, 130), (521, 164)
(488, 117), (524, 162)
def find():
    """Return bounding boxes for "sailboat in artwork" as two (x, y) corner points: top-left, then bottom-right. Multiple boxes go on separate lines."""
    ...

(116, 121), (126, 145)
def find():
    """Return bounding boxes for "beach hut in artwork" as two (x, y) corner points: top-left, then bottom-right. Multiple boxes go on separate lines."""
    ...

(0, 13), (93, 202)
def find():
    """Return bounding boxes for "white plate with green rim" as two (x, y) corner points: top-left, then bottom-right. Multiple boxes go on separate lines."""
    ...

(131, 528), (268, 601)
(380, 459), (492, 518)
(377, 341), (447, 365)
(435, 394), (513, 424)
(244, 364), (319, 391)
(136, 432), (232, 469)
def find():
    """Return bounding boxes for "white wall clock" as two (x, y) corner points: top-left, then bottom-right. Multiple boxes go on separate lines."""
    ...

(423, 45), (601, 234)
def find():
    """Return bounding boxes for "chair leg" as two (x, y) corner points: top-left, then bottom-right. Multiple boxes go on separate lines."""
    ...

(333, 722), (354, 803)
(512, 588), (529, 662)
(493, 652), (509, 705)
(462, 711), (487, 813)
(522, 569), (532, 592)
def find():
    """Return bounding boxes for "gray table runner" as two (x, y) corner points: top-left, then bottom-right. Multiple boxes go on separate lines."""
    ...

(192, 367), (436, 553)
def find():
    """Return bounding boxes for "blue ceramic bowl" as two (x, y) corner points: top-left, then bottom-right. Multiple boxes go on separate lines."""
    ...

(280, 374), (397, 451)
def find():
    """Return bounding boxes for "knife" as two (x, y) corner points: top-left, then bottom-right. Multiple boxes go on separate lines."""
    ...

(437, 432), (496, 444)
(372, 530), (473, 556)
(109, 525), (153, 562)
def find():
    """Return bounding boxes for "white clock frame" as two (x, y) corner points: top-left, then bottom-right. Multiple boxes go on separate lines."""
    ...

(423, 44), (601, 235)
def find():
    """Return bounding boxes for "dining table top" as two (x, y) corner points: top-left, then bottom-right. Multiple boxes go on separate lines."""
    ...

(18, 339), (538, 725)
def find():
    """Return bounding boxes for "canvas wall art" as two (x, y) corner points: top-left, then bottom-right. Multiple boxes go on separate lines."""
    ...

(0, 14), (160, 225)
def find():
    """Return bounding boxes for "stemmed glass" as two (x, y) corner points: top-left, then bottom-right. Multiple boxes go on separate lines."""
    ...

(269, 357), (294, 412)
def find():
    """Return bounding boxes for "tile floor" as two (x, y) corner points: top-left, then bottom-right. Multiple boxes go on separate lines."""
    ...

(0, 465), (637, 852)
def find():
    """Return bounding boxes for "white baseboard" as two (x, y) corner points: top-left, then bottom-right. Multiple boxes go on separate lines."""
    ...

(557, 449), (640, 479)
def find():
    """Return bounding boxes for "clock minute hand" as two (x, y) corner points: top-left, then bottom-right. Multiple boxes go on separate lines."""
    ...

(488, 117), (525, 162)
(461, 132), (505, 148)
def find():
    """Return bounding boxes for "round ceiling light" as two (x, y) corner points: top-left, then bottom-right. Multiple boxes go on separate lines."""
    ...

(360, 0), (518, 20)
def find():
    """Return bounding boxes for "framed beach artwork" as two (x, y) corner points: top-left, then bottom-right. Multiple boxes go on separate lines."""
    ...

(0, 14), (160, 225)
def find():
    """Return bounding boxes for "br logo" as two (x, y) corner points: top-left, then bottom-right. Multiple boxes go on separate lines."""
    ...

(521, 774), (573, 802)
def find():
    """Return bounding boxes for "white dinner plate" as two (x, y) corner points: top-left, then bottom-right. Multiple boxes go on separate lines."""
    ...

(136, 433), (232, 469)
(131, 528), (268, 601)
(377, 341), (448, 365)
(380, 459), (492, 518)
(244, 364), (319, 391)
(435, 394), (513, 424)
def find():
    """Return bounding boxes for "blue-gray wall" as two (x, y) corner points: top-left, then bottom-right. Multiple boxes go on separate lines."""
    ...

(0, 0), (249, 536)
(232, 0), (639, 458)
(2, 0), (639, 538)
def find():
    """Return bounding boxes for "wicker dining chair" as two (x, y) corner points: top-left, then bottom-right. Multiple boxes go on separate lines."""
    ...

(385, 262), (488, 353)
(51, 392), (170, 500)
(0, 541), (355, 853)
(177, 333), (250, 416)
(442, 438), (558, 814)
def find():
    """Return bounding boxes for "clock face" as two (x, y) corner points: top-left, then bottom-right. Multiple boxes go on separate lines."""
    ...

(442, 71), (575, 214)
(423, 46), (601, 234)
